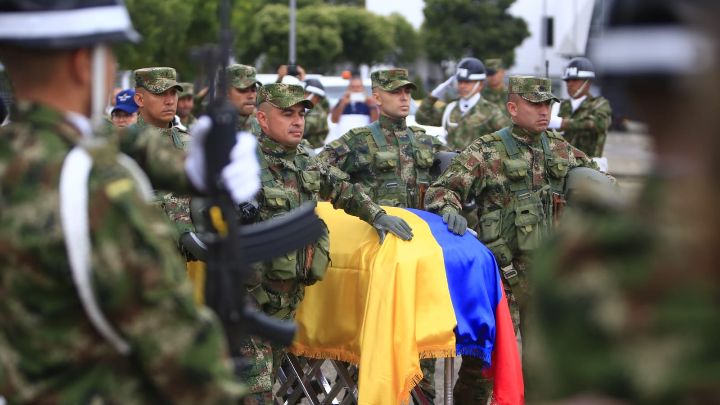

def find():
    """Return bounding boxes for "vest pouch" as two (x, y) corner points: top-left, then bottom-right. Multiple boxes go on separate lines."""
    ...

(478, 210), (503, 243)
(376, 179), (406, 207)
(268, 251), (298, 280)
(414, 149), (435, 169)
(262, 186), (290, 211)
(300, 170), (321, 194)
(514, 197), (543, 252)
(547, 157), (570, 179)
(485, 237), (513, 267)
(303, 222), (331, 286)
(503, 159), (530, 181)
(353, 153), (371, 172)
(374, 151), (398, 172)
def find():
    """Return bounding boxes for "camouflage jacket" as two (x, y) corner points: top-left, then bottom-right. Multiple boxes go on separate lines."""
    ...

(416, 95), (510, 151)
(180, 113), (198, 128)
(318, 114), (445, 209)
(251, 133), (384, 284)
(133, 115), (194, 236)
(0, 102), (243, 404)
(237, 112), (259, 135)
(425, 125), (594, 271)
(303, 101), (329, 148)
(557, 94), (612, 157)
(528, 173), (720, 403)
(481, 85), (509, 117)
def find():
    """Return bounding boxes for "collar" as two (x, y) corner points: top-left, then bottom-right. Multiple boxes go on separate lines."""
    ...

(570, 95), (588, 112)
(378, 114), (407, 132)
(136, 114), (172, 129)
(64, 111), (93, 140)
(511, 125), (543, 145)
(459, 92), (481, 114)
(259, 132), (297, 160)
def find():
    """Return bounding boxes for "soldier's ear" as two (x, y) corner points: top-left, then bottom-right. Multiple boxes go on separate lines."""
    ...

(67, 48), (91, 87)
(506, 100), (518, 117)
(256, 109), (269, 132)
(134, 91), (143, 108)
(372, 89), (381, 107)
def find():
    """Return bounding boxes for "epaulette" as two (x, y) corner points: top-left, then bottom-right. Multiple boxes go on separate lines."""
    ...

(408, 125), (427, 134)
(546, 129), (564, 140)
(479, 133), (502, 143)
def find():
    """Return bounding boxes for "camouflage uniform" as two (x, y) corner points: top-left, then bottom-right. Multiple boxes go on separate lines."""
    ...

(228, 63), (261, 134)
(557, 94), (612, 157)
(303, 99), (329, 148)
(133, 67), (195, 237)
(424, 76), (595, 404)
(0, 101), (244, 404)
(318, 69), (443, 401)
(416, 82), (509, 151)
(239, 84), (386, 401)
(481, 59), (509, 117)
(178, 82), (198, 128)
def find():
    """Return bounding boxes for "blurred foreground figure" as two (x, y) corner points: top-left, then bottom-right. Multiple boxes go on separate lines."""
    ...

(0, 1), (257, 403)
(528, 0), (720, 403)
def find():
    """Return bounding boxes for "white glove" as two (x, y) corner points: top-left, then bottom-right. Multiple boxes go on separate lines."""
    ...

(430, 76), (456, 99)
(548, 115), (563, 130)
(185, 116), (261, 204)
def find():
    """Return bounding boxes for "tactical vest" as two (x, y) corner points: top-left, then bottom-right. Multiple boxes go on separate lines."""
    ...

(477, 128), (568, 285)
(365, 121), (435, 208)
(256, 147), (331, 286)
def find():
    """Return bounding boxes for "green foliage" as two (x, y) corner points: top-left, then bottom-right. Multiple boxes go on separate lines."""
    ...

(385, 12), (419, 65)
(421, 0), (529, 67)
(115, 0), (219, 79)
(325, 0), (366, 6)
(332, 6), (394, 68)
(264, 0), (323, 8)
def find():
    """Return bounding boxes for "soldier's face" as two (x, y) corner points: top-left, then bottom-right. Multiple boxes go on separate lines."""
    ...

(507, 96), (551, 133)
(487, 69), (505, 88)
(229, 86), (257, 116)
(457, 80), (482, 98)
(177, 96), (194, 118)
(257, 103), (306, 148)
(135, 88), (178, 126)
(374, 86), (411, 119)
(566, 79), (589, 98)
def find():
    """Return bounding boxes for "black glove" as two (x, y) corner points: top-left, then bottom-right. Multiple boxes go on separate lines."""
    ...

(442, 212), (467, 235)
(373, 213), (413, 245)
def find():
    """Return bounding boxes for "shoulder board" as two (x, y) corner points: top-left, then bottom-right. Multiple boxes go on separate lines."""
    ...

(408, 125), (427, 134)
(479, 133), (502, 143)
(546, 129), (565, 140)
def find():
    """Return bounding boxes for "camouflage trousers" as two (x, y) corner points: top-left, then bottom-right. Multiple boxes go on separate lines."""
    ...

(417, 358), (437, 403)
(453, 281), (525, 404)
(238, 282), (304, 404)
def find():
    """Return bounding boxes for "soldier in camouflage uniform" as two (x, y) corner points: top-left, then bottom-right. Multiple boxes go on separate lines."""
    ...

(239, 83), (413, 403)
(133, 67), (196, 243)
(482, 58), (509, 116)
(529, 0), (720, 403)
(318, 68), (443, 403)
(177, 82), (198, 128)
(425, 76), (596, 404)
(416, 57), (510, 150)
(302, 78), (329, 148)
(228, 63), (261, 133)
(0, 1), (255, 402)
(548, 57), (612, 158)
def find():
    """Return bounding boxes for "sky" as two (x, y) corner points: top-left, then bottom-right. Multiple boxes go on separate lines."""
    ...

(366, 0), (425, 29)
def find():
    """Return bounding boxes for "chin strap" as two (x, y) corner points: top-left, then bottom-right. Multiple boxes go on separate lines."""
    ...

(571, 79), (590, 99)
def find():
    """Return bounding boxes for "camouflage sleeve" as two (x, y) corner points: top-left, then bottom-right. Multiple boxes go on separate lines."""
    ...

(89, 163), (243, 403)
(310, 159), (385, 224)
(424, 143), (486, 215)
(303, 108), (329, 149)
(316, 132), (355, 174)
(564, 98), (612, 156)
(117, 125), (194, 193)
(415, 96), (444, 126)
(568, 143), (599, 170)
(491, 106), (512, 132)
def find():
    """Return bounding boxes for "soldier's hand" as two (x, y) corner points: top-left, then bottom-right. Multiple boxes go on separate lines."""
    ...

(430, 75), (457, 100)
(373, 213), (413, 245)
(442, 212), (467, 235)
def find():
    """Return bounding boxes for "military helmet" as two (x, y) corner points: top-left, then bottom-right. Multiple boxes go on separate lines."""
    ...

(562, 57), (596, 80)
(303, 78), (326, 98)
(564, 167), (616, 203)
(0, 0), (140, 48)
(456, 57), (486, 81)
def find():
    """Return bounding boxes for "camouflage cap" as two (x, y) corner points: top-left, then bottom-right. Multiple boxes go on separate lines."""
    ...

(178, 82), (194, 98)
(371, 68), (416, 91)
(134, 67), (183, 94)
(228, 64), (260, 89)
(256, 83), (314, 109)
(508, 76), (559, 103)
(485, 58), (504, 74)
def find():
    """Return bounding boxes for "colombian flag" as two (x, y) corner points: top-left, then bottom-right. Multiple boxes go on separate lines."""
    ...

(291, 203), (523, 404)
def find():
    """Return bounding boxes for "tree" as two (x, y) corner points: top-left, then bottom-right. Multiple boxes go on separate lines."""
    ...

(385, 12), (420, 65)
(421, 0), (529, 67)
(332, 6), (394, 69)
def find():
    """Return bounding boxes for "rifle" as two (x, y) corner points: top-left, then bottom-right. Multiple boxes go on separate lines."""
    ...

(191, 0), (324, 371)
